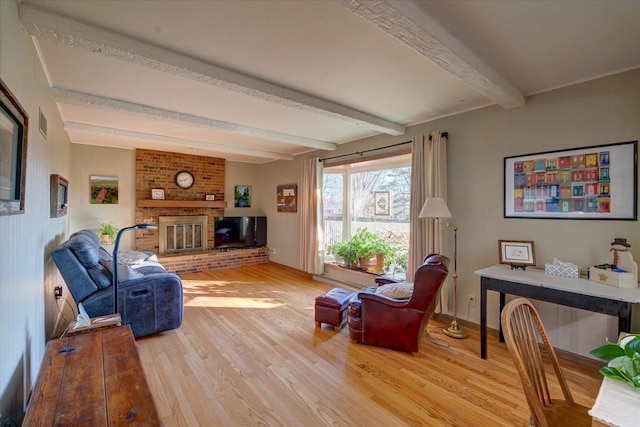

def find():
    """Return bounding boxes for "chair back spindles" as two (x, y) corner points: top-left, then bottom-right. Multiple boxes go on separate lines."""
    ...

(501, 298), (587, 427)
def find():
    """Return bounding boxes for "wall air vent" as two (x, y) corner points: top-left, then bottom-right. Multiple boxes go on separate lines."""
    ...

(38, 107), (47, 139)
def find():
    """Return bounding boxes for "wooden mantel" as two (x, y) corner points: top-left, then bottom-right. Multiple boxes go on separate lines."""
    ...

(137, 199), (228, 208)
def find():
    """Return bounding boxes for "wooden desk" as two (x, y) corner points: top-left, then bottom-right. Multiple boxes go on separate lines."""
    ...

(475, 265), (640, 359)
(23, 325), (161, 426)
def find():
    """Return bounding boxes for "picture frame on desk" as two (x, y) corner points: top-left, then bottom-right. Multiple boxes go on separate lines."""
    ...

(503, 140), (637, 220)
(498, 240), (536, 268)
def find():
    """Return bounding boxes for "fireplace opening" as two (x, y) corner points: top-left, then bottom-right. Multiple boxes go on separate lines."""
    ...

(159, 215), (208, 255)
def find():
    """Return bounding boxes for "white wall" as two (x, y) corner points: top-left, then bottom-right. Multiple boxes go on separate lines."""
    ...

(267, 70), (640, 357)
(69, 145), (137, 250)
(0, 1), (72, 423)
(257, 157), (305, 265)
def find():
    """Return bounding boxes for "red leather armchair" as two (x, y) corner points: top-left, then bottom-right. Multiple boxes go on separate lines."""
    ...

(347, 254), (450, 353)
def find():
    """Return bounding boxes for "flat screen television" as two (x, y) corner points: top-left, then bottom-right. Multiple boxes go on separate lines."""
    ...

(214, 216), (267, 249)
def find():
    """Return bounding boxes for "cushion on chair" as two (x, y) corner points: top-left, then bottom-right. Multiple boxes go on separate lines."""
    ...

(67, 233), (100, 267)
(99, 259), (144, 282)
(375, 282), (413, 299)
(117, 250), (156, 265)
(86, 263), (112, 289)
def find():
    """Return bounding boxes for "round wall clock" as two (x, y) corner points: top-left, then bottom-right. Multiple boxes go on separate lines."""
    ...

(175, 170), (194, 189)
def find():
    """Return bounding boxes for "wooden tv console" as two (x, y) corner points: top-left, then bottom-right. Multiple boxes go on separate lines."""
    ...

(23, 325), (161, 425)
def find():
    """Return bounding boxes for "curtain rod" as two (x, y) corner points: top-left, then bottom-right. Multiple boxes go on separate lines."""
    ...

(319, 132), (447, 162)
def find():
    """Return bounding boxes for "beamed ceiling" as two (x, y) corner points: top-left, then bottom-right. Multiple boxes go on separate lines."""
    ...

(20, 0), (640, 163)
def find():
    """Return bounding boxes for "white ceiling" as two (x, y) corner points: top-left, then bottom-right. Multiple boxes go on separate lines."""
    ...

(20, 0), (640, 164)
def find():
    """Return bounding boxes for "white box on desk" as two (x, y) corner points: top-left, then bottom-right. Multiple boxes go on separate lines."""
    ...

(545, 263), (579, 279)
(588, 267), (638, 288)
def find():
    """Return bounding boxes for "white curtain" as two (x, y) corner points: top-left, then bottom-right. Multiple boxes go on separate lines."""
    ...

(300, 158), (324, 274)
(408, 131), (448, 310)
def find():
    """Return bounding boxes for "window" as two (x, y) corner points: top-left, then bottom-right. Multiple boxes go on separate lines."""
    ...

(323, 154), (411, 269)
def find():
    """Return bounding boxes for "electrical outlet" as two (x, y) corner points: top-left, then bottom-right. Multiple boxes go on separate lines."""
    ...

(269, 248), (278, 255)
(54, 286), (63, 299)
(468, 294), (477, 307)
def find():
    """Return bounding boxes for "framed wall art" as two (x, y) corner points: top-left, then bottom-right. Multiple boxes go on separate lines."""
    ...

(498, 240), (536, 268)
(504, 141), (637, 220)
(277, 184), (297, 213)
(50, 174), (68, 218)
(235, 185), (251, 207)
(0, 77), (29, 216)
(90, 175), (119, 204)
(151, 189), (165, 200)
(374, 191), (390, 216)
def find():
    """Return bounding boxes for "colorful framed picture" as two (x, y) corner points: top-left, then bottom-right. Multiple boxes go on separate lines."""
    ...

(90, 175), (119, 204)
(151, 189), (165, 200)
(498, 240), (536, 267)
(374, 191), (390, 216)
(504, 141), (637, 220)
(277, 184), (297, 213)
(235, 185), (251, 207)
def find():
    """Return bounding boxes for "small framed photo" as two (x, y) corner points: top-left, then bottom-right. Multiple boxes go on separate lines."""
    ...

(235, 185), (251, 207)
(374, 191), (390, 216)
(498, 240), (536, 267)
(151, 189), (165, 200)
(205, 194), (216, 201)
(276, 184), (297, 213)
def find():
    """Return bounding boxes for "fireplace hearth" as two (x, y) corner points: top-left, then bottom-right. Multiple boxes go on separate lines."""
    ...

(159, 215), (208, 255)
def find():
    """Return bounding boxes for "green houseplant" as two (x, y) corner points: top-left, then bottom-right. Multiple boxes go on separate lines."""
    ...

(349, 228), (392, 259)
(327, 240), (358, 268)
(328, 228), (395, 271)
(590, 334), (640, 388)
(96, 222), (119, 245)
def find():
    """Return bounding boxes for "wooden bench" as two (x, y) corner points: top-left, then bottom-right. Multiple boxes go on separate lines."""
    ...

(23, 325), (161, 425)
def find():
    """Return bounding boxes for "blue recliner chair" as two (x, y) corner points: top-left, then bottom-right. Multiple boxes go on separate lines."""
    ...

(52, 229), (183, 337)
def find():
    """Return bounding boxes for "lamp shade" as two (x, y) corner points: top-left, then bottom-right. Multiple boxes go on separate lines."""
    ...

(419, 197), (452, 219)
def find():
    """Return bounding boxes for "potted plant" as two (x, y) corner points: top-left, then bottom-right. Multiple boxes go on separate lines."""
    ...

(96, 222), (119, 245)
(328, 240), (358, 268)
(347, 228), (392, 272)
(388, 246), (408, 274)
(590, 334), (640, 388)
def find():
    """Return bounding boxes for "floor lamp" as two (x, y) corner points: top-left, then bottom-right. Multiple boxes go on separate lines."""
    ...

(112, 224), (158, 314)
(419, 197), (468, 339)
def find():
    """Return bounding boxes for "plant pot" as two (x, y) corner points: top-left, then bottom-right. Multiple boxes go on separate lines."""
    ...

(333, 254), (344, 265)
(359, 255), (377, 269)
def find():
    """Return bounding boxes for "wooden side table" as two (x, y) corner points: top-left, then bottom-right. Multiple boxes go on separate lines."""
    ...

(24, 325), (161, 425)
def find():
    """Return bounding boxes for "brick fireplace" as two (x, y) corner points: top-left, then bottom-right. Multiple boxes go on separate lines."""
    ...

(134, 149), (268, 273)
(159, 215), (208, 254)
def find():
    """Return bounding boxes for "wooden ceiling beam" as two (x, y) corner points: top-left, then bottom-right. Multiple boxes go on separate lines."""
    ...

(64, 122), (294, 161)
(20, 4), (405, 136)
(52, 87), (336, 151)
(339, 0), (525, 109)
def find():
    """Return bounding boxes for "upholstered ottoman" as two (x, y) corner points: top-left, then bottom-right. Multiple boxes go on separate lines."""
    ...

(315, 287), (356, 330)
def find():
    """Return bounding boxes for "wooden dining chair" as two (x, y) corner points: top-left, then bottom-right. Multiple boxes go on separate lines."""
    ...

(501, 298), (592, 427)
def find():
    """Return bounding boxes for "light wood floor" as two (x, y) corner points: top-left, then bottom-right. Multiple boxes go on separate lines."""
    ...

(135, 263), (603, 426)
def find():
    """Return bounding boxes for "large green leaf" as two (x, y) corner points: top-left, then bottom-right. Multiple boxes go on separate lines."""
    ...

(600, 366), (627, 381)
(626, 337), (640, 354)
(591, 344), (626, 361)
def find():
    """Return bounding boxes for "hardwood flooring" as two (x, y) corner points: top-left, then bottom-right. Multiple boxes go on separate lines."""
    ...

(135, 263), (603, 426)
